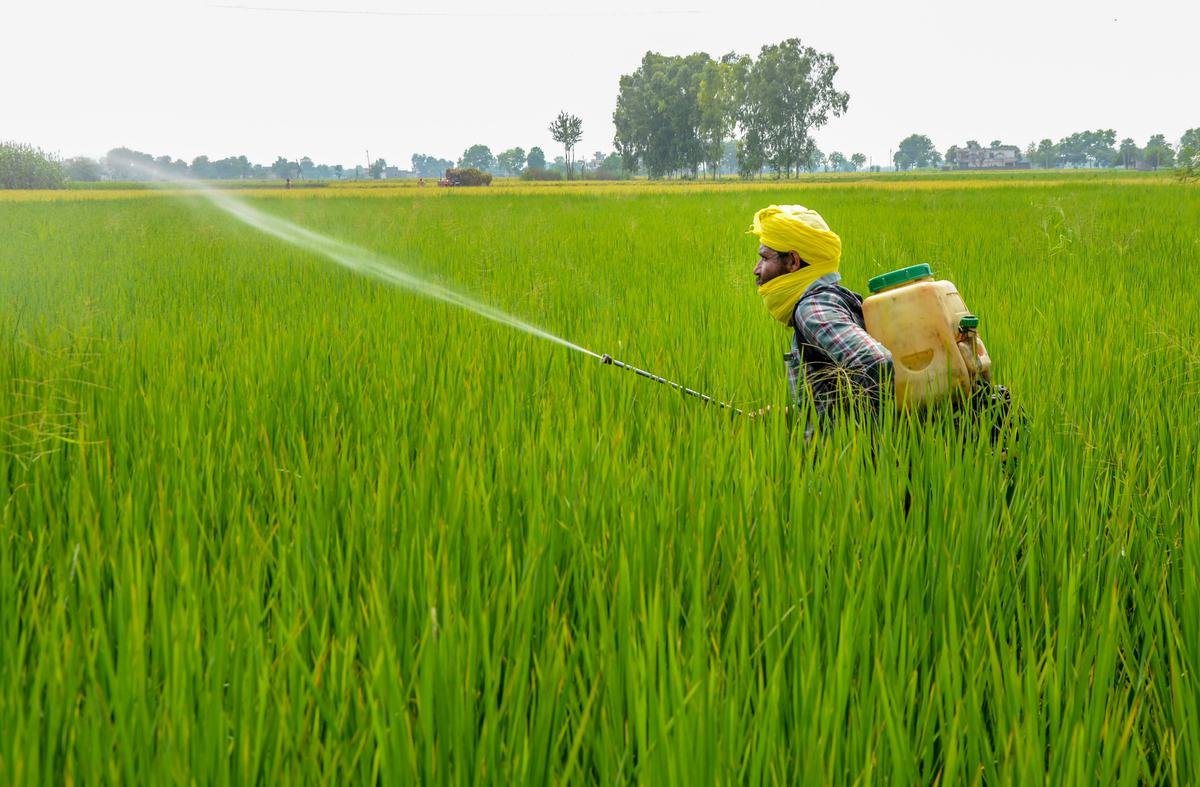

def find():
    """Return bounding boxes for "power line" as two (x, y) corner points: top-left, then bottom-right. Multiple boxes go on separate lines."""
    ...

(206, 3), (709, 18)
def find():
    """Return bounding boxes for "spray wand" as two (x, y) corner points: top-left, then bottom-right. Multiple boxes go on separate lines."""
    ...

(598, 353), (744, 416)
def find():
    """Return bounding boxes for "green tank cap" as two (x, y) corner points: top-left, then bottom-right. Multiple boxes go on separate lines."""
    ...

(867, 263), (932, 294)
(960, 315), (980, 329)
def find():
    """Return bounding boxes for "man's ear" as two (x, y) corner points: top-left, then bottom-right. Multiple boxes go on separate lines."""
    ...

(786, 252), (803, 272)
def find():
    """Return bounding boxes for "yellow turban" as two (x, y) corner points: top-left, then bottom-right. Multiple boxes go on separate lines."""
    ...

(749, 205), (844, 325)
(748, 204), (841, 266)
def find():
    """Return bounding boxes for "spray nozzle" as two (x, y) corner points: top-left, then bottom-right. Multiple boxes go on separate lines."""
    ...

(601, 354), (614, 365)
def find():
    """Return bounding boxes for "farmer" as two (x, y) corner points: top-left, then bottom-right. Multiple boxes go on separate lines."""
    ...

(750, 204), (892, 433)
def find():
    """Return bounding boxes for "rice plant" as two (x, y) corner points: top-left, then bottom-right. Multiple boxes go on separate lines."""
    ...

(0, 174), (1196, 784)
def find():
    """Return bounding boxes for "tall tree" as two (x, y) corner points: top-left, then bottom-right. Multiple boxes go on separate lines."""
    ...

(1142, 134), (1175, 169)
(411, 154), (453, 178)
(697, 54), (747, 179)
(1117, 137), (1140, 168)
(526, 147), (547, 170)
(850, 152), (867, 171)
(1176, 128), (1200, 180)
(271, 156), (297, 180)
(737, 129), (765, 179)
(893, 134), (941, 170)
(495, 147), (526, 176)
(458, 144), (495, 172)
(739, 39), (849, 177)
(613, 52), (709, 178)
(548, 111), (583, 179)
(1031, 139), (1059, 169)
(63, 156), (101, 181)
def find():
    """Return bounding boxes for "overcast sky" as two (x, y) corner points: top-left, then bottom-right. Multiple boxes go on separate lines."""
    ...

(3, 0), (1196, 168)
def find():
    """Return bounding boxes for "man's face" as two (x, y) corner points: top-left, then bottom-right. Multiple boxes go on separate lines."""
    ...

(754, 245), (797, 287)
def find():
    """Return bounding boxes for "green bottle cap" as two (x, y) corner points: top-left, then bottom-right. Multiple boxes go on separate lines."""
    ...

(867, 263), (933, 294)
(960, 315), (979, 329)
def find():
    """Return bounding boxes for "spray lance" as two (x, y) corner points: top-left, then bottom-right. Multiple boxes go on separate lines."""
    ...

(596, 353), (744, 416)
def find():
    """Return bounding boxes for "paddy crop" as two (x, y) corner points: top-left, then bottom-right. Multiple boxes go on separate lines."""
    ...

(1, 175), (1196, 784)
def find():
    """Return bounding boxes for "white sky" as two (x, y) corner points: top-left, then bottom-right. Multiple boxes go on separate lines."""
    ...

(3, 0), (1196, 168)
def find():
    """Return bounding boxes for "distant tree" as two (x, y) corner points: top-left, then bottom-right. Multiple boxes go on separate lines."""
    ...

(1055, 130), (1116, 168)
(945, 145), (961, 167)
(104, 147), (157, 180)
(155, 156), (187, 178)
(828, 151), (848, 172)
(739, 39), (849, 177)
(63, 156), (101, 181)
(495, 147), (527, 176)
(990, 139), (1003, 149)
(0, 142), (64, 188)
(721, 140), (738, 175)
(1087, 130), (1118, 166)
(1142, 134), (1175, 169)
(1175, 128), (1200, 180)
(697, 54), (747, 179)
(1030, 138), (1059, 169)
(548, 110), (583, 179)
(299, 157), (315, 178)
(893, 134), (941, 170)
(271, 156), (298, 179)
(458, 144), (495, 172)
(411, 154), (453, 178)
(850, 152), (866, 171)
(1117, 137), (1140, 168)
(369, 158), (387, 178)
(333, 164), (344, 180)
(737, 128), (765, 179)
(526, 147), (546, 170)
(232, 157), (253, 179)
(613, 52), (708, 178)
(191, 155), (212, 178)
(598, 152), (624, 175)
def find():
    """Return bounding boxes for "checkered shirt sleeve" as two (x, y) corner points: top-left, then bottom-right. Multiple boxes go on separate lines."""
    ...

(794, 289), (893, 391)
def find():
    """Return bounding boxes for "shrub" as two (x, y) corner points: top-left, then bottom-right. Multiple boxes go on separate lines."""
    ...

(443, 167), (492, 187)
(0, 141), (65, 189)
(519, 167), (563, 182)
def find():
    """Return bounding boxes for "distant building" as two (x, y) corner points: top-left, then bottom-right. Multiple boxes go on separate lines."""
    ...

(951, 144), (1026, 169)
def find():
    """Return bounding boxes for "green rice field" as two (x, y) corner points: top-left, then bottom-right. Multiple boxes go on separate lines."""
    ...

(1, 174), (1197, 784)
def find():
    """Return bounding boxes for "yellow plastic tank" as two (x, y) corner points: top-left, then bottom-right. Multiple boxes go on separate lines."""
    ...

(862, 264), (991, 408)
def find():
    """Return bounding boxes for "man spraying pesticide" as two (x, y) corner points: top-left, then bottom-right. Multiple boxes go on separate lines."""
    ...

(747, 204), (1014, 445)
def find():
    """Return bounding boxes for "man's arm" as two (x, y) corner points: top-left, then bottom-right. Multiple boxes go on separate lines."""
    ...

(794, 292), (892, 392)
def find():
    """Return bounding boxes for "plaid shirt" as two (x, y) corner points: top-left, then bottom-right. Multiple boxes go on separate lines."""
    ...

(783, 273), (893, 423)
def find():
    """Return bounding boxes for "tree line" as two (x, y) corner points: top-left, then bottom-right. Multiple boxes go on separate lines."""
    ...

(891, 130), (1199, 171)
